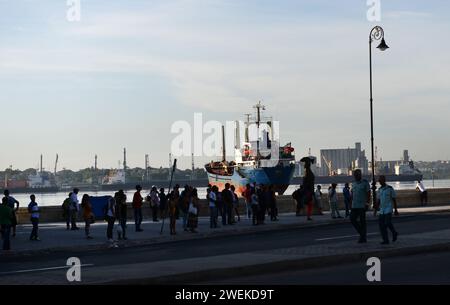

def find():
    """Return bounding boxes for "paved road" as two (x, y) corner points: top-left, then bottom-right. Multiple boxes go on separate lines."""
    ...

(204, 250), (450, 285)
(1, 212), (449, 284)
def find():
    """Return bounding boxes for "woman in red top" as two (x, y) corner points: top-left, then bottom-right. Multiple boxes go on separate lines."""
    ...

(132, 185), (143, 232)
(81, 194), (95, 239)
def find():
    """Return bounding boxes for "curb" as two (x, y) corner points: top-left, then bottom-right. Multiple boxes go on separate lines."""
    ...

(103, 241), (450, 285)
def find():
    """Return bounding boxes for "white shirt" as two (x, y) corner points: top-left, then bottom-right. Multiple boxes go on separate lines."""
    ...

(28, 201), (39, 218)
(328, 188), (338, 203)
(70, 193), (79, 211)
(417, 182), (426, 193)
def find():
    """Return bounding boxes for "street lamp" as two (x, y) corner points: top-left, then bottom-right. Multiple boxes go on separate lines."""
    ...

(369, 25), (389, 207)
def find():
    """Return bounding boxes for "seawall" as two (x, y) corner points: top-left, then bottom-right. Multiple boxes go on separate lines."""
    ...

(15, 188), (450, 224)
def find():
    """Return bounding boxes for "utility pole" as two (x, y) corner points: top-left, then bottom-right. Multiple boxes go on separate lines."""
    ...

(191, 153), (195, 181)
(40, 154), (43, 173)
(145, 154), (149, 182)
(123, 148), (127, 184)
(94, 154), (98, 185)
(168, 153), (172, 181)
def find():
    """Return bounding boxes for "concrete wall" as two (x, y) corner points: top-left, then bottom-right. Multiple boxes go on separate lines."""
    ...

(15, 188), (450, 224)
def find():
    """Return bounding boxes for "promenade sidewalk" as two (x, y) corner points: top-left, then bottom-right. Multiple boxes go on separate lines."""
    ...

(4, 205), (450, 255)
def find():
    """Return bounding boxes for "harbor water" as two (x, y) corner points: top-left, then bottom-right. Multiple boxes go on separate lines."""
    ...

(6, 179), (450, 207)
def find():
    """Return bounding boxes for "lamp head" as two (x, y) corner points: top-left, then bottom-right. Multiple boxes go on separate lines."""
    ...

(377, 38), (389, 51)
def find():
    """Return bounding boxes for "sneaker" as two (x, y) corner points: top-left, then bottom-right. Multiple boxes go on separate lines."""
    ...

(86, 236), (94, 240)
(392, 232), (398, 242)
(35, 237), (41, 241)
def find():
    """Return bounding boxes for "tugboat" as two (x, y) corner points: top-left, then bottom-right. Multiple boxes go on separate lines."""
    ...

(205, 102), (296, 195)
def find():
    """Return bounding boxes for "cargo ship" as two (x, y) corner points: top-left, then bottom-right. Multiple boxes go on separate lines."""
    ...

(205, 102), (296, 195)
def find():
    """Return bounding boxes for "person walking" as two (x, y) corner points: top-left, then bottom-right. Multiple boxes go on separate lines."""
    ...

(314, 185), (324, 216)
(3, 190), (19, 237)
(209, 186), (218, 229)
(69, 188), (80, 230)
(149, 186), (160, 222)
(105, 196), (117, 247)
(300, 157), (315, 221)
(187, 188), (199, 233)
(81, 194), (95, 239)
(328, 183), (342, 219)
(114, 190), (127, 240)
(0, 197), (13, 251)
(62, 193), (73, 230)
(376, 175), (399, 245)
(343, 183), (352, 218)
(230, 185), (240, 222)
(350, 169), (371, 243)
(28, 194), (40, 241)
(416, 180), (428, 206)
(132, 185), (144, 232)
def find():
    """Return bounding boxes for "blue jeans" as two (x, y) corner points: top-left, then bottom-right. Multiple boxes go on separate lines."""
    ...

(344, 199), (351, 216)
(134, 208), (143, 230)
(30, 217), (39, 240)
(181, 210), (188, 230)
(350, 208), (367, 241)
(209, 206), (218, 228)
(1, 225), (11, 250)
(379, 213), (397, 243)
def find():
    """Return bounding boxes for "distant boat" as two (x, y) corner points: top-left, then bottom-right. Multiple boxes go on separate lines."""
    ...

(205, 102), (296, 195)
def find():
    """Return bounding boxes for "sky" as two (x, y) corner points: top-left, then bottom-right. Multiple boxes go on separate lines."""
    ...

(0, 0), (449, 171)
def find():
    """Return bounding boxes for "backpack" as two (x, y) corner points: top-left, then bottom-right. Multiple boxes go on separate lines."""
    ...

(62, 198), (71, 211)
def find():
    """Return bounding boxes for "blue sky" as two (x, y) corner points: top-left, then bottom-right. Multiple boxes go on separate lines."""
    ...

(0, 0), (449, 170)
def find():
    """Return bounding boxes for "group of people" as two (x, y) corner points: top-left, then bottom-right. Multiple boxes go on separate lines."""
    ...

(295, 157), (400, 245)
(0, 164), (410, 250)
(0, 190), (40, 251)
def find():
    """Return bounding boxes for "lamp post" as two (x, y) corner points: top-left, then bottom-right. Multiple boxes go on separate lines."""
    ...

(369, 26), (389, 207)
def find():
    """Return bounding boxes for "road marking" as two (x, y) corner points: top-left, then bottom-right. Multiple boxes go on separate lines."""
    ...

(315, 232), (378, 241)
(0, 264), (94, 276)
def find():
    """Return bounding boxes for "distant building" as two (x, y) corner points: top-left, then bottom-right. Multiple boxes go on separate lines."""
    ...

(320, 142), (369, 175)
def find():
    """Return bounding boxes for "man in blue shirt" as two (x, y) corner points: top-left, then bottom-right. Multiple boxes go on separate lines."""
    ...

(376, 175), (399, 245)
(350, 169), (371, 243)
(343, 183), (351, 218)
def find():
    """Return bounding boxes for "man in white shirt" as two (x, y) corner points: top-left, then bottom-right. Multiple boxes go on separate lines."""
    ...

(69, 188), (80, 230)
(416, 180), (428, 206)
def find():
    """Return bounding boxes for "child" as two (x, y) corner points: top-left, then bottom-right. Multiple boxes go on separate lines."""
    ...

(328, 184), (342, 219)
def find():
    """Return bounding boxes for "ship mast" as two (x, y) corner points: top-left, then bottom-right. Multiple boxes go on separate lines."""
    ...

(221, 125), (226, 162)
(253, 101), (265, 163)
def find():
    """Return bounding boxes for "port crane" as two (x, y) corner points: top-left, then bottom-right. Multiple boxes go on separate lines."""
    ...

(322, 155), (333, 176)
